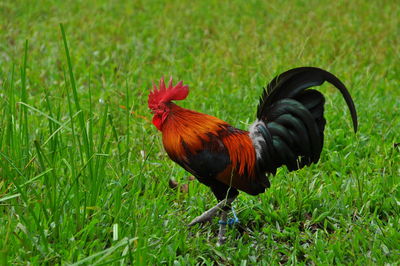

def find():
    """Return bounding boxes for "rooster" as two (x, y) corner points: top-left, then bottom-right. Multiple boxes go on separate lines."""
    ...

(148, 67), (358, 244)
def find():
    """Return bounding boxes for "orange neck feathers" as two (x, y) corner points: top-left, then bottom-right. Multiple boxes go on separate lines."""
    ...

(161, 103), (227, 157)
(161, 104), (256, 178)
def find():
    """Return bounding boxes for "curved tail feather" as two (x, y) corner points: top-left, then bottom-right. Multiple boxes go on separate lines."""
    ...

(257, 67), (357, 132)
(250, 67), (358, 175)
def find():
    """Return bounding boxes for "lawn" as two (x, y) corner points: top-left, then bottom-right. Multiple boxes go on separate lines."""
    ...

(1, 0), (399, 264)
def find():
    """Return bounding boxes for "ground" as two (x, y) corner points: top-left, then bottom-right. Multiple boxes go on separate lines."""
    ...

(0, 0), (399, 264)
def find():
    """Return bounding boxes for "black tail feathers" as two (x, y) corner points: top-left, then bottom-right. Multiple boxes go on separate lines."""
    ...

(257, 67), (357, 132)
(250, 67), (357, 175)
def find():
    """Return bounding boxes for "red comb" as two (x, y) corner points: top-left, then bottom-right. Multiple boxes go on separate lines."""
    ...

(148, 77), (189, 109)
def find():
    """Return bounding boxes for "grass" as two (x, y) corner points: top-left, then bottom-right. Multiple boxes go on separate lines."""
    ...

(0, 0), (399, 264)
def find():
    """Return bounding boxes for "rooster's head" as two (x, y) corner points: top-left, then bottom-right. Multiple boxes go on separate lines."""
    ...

(148, 77), (189, 131)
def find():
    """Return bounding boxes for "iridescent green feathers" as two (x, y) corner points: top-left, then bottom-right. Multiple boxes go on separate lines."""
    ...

(257, 67), (358, 131)
(251, 67), (358, 175)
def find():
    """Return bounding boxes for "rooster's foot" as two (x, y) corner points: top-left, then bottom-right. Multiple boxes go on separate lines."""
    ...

(187, 197), (236, 226)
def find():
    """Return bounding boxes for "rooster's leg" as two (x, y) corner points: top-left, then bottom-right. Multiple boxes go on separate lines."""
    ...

(217, 211), (228, 245)
(187, 197), (236, 226)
